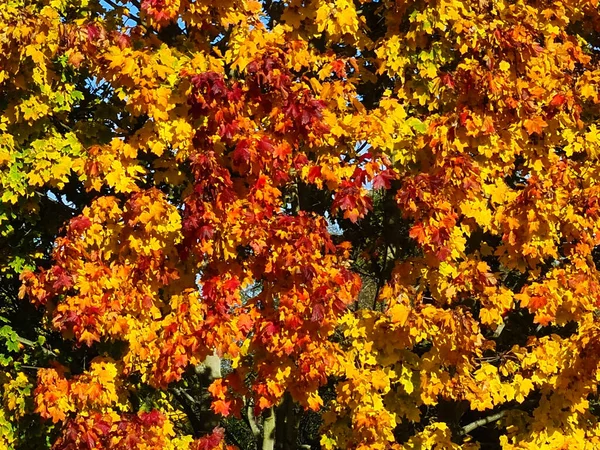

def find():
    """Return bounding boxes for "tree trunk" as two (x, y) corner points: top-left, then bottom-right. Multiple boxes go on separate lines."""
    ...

(275, 392), (298, 450)
(195, 353), (222, 434)
(262, 407), (276, 450)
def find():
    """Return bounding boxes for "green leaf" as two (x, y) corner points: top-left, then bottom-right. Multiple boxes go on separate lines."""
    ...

(407, 117), (426, 133)
(0, 325), (20, 352)
(71, 90), (84, 102)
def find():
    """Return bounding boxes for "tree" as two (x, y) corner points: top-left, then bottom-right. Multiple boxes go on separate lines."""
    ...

(2, 0), (600, 448)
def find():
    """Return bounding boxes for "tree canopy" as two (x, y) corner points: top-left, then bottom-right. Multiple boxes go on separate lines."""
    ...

(3, 0), (600, 448)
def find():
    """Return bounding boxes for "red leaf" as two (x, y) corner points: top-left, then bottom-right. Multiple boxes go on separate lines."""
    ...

(337, 194), (355, 211)
(86, 24), (101, 41)
(307, 166), (321, 183)
(529, 296), (547, 309)
(138, 410), (164, 427)
(257, 137), (274, 153)
(195, 427), (226, 450)
(70, 216), (92, 233)
(142, 295), (153, 309)
(52, 267), (74, 291)
(441, 73), (455, 89)
(223, 277), (240, 291)
(549, 93), (566, 107)
(311, 303), (325, 322)
(231, 139), (250, 166)
(435, 246), (452, 261)
(372, 170), (394, 190)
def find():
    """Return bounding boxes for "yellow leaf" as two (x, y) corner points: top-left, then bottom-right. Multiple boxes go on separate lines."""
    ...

(388, 303), (410, 326)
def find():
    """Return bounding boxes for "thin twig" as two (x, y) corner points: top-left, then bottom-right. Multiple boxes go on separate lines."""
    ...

(16, 336), (58, 357)
(103, 0), (142, 25)
(172, 386), (198, 406)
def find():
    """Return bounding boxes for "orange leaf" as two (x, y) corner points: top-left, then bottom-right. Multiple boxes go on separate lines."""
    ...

(523, 116), (547, 135)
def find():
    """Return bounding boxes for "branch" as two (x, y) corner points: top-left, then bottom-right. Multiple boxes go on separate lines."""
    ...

(492, 320), (506, 339)
(170, 387), (203, 437)
(51, 117), (73, 132)
(351, 266), (378, 280)
(246, 403), (261, 439)
(103, 0), (142, 25)
(355, 140), (369, 155)
(460, 410), (506, 436)
(373, 200), (390, 311)
(16, 335), (57, 357)
(172, 386), (198, 406)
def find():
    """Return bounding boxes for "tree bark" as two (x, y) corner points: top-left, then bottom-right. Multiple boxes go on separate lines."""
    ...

(461, 410), (506, 436)
(262, 407), (276, 450)
(275, 392), (298, 450)
(195, 353), (222, 434)
(246, 403), (261, 439)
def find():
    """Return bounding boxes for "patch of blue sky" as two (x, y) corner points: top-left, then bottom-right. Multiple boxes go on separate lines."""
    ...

(46, 190), (77, 210)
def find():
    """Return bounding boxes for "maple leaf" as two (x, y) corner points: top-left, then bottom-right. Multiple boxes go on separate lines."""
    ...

(409, 223), (427, 244)
(388, 303), (410, 326)
(528, 296), (547, 309)
(208, 379), (227, 399)
(523, 116), (548, 135)
(372, 170), (395, 190)
(195, 427), (226, 450)
(549, 93), (566, 107)
(311, 303), (325, 323)
(69, 215), (92, 234)
(211, 400), (231, 417)
(138, 410), (165, 427)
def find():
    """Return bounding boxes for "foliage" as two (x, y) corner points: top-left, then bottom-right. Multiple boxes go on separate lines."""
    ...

(3, 0), (600, 449)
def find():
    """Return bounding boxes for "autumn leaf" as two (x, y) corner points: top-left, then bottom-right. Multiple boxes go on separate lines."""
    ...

(523, 116), (548, 135)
